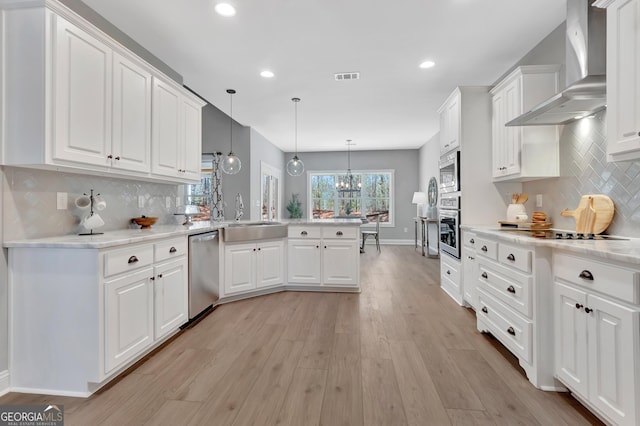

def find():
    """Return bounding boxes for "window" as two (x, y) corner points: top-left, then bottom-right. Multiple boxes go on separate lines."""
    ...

(309, 170), (393, 225)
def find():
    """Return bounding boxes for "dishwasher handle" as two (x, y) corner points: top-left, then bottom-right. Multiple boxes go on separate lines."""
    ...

(191, 232), (218, 243)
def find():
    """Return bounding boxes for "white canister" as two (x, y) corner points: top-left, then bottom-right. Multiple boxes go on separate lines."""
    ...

(506, 203), (527, 222)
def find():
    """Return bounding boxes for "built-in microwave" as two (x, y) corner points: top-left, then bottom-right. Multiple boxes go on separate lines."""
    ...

(439, 151), (460, 194)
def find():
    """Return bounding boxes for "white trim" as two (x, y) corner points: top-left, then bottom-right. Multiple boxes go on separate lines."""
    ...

(9, 386), (92, 398)
(0, 370), (9, 396)
(307, 169), (395, 227)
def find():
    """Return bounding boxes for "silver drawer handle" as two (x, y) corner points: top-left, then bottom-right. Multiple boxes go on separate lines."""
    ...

(128, 256), (139, 264)
(301, 231), (308, 236)
(579, 270), (594, 280)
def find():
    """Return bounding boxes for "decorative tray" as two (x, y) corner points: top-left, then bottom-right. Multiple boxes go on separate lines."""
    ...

(498, 221), (552, 229)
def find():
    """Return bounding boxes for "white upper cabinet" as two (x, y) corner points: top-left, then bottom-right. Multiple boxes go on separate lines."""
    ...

(1, 2), (204, 184)
(112, 52), (152, 173)
(53, 15), (112, 167)
(438, 89), (461, 155)
(595, 0), (640, 161)
(490, 65), (561, 181)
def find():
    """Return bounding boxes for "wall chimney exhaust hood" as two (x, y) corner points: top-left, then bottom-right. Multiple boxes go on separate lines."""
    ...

(506, 0), (606, 126)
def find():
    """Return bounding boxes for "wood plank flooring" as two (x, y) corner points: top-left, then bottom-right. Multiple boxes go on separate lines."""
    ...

(0, 246), (604, 425)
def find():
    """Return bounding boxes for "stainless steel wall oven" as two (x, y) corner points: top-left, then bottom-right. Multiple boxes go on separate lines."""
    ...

(439, 194), (460, 259)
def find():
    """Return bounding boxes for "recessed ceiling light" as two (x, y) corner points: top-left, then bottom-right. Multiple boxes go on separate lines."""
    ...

(419, 60), (436, 69)
(214, 3), (236, 17)
(260, 70), (275, 78)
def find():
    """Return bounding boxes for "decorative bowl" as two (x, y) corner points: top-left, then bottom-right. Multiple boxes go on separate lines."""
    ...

(132, 216), (158, 229)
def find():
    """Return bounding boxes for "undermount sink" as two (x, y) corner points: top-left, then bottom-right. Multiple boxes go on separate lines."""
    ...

(223, 221), (288, 242)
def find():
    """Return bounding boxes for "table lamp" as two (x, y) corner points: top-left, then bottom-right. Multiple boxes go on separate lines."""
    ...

(412, 192), (427, 217)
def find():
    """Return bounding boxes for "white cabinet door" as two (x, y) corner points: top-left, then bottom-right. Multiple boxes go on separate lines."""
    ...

(439, 89), (460, 154)
(288, 240), (321, 284)
(606, 0), (640, 161)
(322, 241), (359, 286)
(104, 267), (154, 373)
(151, 78), (181, 178)
(586, 293), (639, 426)
(224, 243), (257, 294)
(554, 282), (589, 397)
(53, 15), (112, 167)
(462, 247), (478, 309)
(112, 52), (152, 173)
(257, 240), (284, 288)
(502, 78), (522, 177)
(180, 96), (203, 181)
(492, 90), (507, 178)
(154, 258), (188, 339)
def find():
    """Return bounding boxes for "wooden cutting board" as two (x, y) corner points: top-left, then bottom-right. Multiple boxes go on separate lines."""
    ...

(560, 194), (614, 234)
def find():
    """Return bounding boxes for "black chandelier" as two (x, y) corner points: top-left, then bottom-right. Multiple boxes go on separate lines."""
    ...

(335, 140), (361, 196)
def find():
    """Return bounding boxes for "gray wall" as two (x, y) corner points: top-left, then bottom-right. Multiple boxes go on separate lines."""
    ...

(201, 104), (251, 221)
(250, 129), (286, 221)
(418, 133), (440, 195)
(284, 150), (419, 241)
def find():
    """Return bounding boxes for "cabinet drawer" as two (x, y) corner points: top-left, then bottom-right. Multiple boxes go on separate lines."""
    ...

(322, 226), (358, 239)
(104, 244), (154, 277)
(477, 288), (532, 364)
(441, 255), (461, 283)
(288, 226), (321, 239)
(463, 231), (477, 248)
(475, 237), (498, 260)
(554, 252), (639, 304)
(479, 261), (532, 317)
(498, 243), (532, 273)
(154, 237), (187, 263)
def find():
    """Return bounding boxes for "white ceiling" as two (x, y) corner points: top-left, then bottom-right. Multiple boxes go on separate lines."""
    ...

(82, 0), (566, 152)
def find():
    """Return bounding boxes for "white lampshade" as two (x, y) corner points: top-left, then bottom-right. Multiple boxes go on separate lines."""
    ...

(412, 192), (427, 204)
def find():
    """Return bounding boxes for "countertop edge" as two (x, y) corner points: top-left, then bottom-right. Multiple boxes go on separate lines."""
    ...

(462, 225), (640, 265)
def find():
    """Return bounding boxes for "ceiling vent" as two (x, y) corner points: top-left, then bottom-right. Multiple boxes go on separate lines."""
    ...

(334, 72), (360, 81)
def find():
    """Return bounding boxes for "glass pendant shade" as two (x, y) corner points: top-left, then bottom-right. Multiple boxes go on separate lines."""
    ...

(287, 97), (304, 177)
(286, 155), (304, 176)
(222, 89), (241, 175)
(222, 151), (241, 174)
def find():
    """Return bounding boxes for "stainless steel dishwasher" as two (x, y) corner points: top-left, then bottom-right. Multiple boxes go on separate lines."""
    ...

(188, 230), (220, 320)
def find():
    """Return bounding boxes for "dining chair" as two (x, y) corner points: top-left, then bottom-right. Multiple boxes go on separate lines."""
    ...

(361, 214), (381, 253)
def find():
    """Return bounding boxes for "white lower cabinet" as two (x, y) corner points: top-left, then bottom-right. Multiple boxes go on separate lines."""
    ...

(287, 225), (360, 289)
(153, 258), (188, 340)
(224, 240), (285, 296)
(440, 254), (463, 305)
(474, 234), (556, 390)
(105, 267), (154, 373)
(554, 252), (640, 426)
(9, 235), (190, 395)
(461, 230), (478, 308)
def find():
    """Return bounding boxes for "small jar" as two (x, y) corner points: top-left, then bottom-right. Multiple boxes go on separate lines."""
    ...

(506, 204), (527, 222)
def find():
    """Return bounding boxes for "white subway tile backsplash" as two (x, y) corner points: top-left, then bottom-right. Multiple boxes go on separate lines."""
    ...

(2, 167), (181, 240)
(524, 111), (640, 237)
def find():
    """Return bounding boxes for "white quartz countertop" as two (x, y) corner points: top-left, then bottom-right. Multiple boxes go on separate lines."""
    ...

(282, 218), (364, 226)
(462, 225), (640, 265)
(4, 218), (363, 249)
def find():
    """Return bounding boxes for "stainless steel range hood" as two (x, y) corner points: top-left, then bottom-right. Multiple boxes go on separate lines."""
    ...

(506, 0), (606, 126)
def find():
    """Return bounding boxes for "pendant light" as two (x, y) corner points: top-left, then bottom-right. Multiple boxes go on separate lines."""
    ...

(336, 139), (361, 196)
(221, 89), (241, 175)
(286, 97), (305, 176)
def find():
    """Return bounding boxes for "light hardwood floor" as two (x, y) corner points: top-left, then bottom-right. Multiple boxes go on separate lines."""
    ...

(0, 246), (603, 425)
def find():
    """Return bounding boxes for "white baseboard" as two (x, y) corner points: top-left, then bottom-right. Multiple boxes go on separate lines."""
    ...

(0, 370), (10, 396)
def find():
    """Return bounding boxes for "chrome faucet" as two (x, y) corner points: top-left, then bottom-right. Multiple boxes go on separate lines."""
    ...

(235, 193), (244, 221)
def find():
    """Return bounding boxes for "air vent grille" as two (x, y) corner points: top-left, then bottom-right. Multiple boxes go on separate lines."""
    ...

(334, 72), (360, 81)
